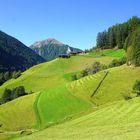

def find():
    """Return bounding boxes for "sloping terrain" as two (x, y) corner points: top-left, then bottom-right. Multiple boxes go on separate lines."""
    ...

(0, 54), (115, 139)
(0, 55), (115, 97)
(88, 49), (125, 58)
(0, 93), (38, 131)
(2, 49), (138, 140)
(8, 65), (140, 140)
(17, 97), (140, 140)
(34, 85), (92, 129)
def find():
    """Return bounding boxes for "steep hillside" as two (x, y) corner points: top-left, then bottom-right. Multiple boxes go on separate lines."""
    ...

(30, 38), (82, 61)
(0, 55), (115, 97)
(17, 97), (140, 140)
(1, 64), (139, 140)
(0, 31), (45, 72)
(1, 49), (135, 140)
(9, 65), (140, 140)
(0, 93), (38, 131)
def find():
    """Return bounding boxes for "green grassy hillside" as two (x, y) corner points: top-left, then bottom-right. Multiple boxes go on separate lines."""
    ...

(88, 49), (125, 58)
(1, 64), (140, 140)
(10, 64), (140, 140)
(35, 85), (92, 129)
(68, 71), (107, 102)
(0, 55), (115, 137)
(0, 55), (115, 96)
(0, 93), (38, 131)
(92, 65), (140, 105)
(14, 97), (140, 140)
(2, 49), (140, 140)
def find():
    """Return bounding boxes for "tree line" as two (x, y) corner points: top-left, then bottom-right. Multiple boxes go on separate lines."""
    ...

(0, 86), (28, 105)
(96, 16), (140, 49)
(0, 70), (21, 86)
(96, 16), (140, 66)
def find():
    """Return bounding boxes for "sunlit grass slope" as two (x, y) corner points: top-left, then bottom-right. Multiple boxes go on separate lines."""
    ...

(34, 70), (110, 129)
(68, 71), (107, 102)
(0, 55), (115, 96)
(1, 50), (139, 140)
(92, 65), (140, 105)
(35, 85), (92, 129)
(11, 65), (140, 140)
(0, 93), (38, 131)
(67, 65), (140, 106)
(0, 55), (115, 133)
(88, 49), (125, 58)
(15, 97), (140, 140)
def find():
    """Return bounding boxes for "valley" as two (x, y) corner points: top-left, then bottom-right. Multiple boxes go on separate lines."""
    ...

(1, 15), (140, 140)
(1, 48), (140, 140)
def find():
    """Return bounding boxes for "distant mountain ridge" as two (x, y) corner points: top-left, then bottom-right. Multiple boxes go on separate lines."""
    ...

(32, 38), (64, 48)
(0, 31), (45, 72)
(30, 38), (83, 61)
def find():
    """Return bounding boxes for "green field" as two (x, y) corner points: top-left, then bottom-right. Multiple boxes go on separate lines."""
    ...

(35, 85), (92, 129)
(88, 49), (125, 58)
(0, 93), (38, 131)
(16, 97), (140, 140)
(1, 49), (140, 140)
(0, 55), (115, 96)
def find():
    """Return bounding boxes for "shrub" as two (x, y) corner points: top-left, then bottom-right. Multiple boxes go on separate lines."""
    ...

(123, 95), (132, 100)
(71, 74), (77, 81)
(109, 57), (126, 68)
(12, 70), (21, 79)
(0, 86), (27, 105)
(0, 71), (22, 86)
(2, 88), (12, 103)
(89, 62), (102, 74)
(109, 59), (120, 67)
(12, 86), (27, 99)
(0, 73), (4, 85)
(80, 62), (108, 78)
(4, 72), (10, 81)
(133, 80), (140, 96)
(81, 69), (88, 77)
(118, 57), (126, 65)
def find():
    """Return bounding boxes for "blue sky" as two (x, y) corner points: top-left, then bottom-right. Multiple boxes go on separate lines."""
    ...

(0, 0), (140, 50)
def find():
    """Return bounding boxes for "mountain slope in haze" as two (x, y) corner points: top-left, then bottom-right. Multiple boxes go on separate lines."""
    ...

(0, 31), (45, 72)
(30, 38), (83, 61)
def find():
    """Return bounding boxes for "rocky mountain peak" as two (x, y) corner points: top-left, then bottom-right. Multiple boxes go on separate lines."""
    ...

(31, 38), (64, 48)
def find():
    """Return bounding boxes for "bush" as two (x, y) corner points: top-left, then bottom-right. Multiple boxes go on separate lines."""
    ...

(71, 74), (77, 81)
(80, 62), (108, 78)
(124, 95), (132, 100)
(81, 69), (88, 77)
(89, 62), (102, 74)
(2, 88), (12, 103)
(0, 71), (22, 86)
(0, 73), (4, 85)
(118, 57), (126, 65)
(12, 70), (21, 79)
(109, 57), (126, 68)
(4, 72), (10, 81)
(133, 80), (140, 96)
(0, 86), (27, 105)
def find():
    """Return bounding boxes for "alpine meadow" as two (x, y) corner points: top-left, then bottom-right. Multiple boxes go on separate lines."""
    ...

(0, 1), (140, 140)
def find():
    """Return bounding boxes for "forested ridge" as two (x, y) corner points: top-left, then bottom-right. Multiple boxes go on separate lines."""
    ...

(96, 16), (140, 66)
(0, 31), (45, 72)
